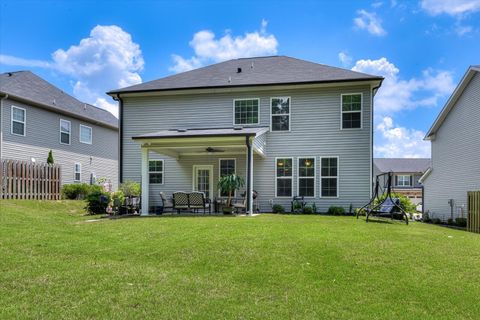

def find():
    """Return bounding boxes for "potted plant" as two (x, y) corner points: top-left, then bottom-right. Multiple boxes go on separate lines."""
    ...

(217, 174), (245, 214)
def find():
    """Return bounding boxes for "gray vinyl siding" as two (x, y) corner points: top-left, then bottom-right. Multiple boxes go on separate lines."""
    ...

(122, 85), (372, 212)
(1, 98), (118, 188)
(423, 72), (480, 220)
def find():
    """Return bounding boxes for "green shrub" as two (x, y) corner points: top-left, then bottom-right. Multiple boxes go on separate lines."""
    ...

(432, 218), (443, 225)
(303, 205), (314, 214)
(272, 204), (285, 214)
(312, 203), (317, 214)
(85, 191), (111, 215)
(119, 180), (141, 198)
(47, 150), (54, 165)
(62, 183), (102, 200)
(447, 218), (455, 226)
(112, 190), (125, 205)
(374, 193), (417, 213)
(455, 218), (467, 227)
(292, 200), (303, 213)
(328, 206), (345, 215)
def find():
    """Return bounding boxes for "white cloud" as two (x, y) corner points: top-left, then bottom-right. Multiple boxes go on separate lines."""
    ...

(454, 23), (474, 35)
(352, 57), (455, 114)
(375, 117), (430, 158)
(170, 20), (278, 73)
(420, 0), (480, 16)
(95, 97), (119, 118)
(338, 51), (352, 66)
(353, 10), (387, 36)
(0, 25), (143, 117)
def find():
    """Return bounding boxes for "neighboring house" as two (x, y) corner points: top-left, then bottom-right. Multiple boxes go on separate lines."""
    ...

(107, 56), (383, 214)
(421, 65), (480, 220)
(373, 158), (430, 205)
(0, 71), (119, 188)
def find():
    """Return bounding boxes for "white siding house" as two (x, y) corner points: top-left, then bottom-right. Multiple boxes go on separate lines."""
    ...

(421, 65), (480, 220)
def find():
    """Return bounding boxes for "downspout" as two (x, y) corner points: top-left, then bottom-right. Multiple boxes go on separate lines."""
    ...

(0, 94), (8, 159)
(115, 94), (124, 184)
(371, 83), (382, 197)
(246, 136), (252, 214)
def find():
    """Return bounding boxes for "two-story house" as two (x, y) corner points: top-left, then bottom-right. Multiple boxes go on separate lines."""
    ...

(0, 71), (118, 188)
(373, 158), (430, 206)
(420, 65), (480, 220)
(107, 56), (383, 214)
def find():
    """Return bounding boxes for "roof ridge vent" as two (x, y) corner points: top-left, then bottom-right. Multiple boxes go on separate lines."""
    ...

(251, 62), (254, 69)
(52, 98), (56, 105)
(228, 76), (231, 83)
(237, 67), (242, 73)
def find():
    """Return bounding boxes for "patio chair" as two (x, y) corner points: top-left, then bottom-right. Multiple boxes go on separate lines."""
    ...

(173, 191), (189, 214)
(233, 197), (247, 214)
(126, 197), (141, 214)
(160, 192), (174, 213)
(189, 192), (211, 214)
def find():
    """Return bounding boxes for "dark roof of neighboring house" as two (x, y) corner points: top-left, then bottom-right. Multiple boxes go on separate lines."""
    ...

(425, 65), (480, 140)
(374, 158), (431, 174)
(132, 126), (269, 140)
(0, 71), (118, 129)
(108, 56), (383, 94)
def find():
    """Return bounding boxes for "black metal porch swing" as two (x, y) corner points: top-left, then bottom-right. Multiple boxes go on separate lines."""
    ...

(357, 171), (409, 225)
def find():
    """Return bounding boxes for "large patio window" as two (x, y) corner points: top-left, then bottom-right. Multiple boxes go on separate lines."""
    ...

(149, 160), (164, 184)
(341, 94), (362, 129)
(276, 158), (293, 197)
(298, 157), (315, 197)
(234, 98), (259, 125)
(321, 157), (338, 197)
(219, 159), (236, 197)
(271, 97), (290, 131)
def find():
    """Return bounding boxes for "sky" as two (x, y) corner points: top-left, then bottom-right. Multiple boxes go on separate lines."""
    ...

(1, 0), (479, 158)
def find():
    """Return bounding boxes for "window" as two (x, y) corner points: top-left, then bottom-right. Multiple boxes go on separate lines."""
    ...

(74, 163), (81, 182)
(396, 175), (412, 187)
(219, 159), (236, 197)
(60, 119), (71, 145)
(271, 97), (290, 131)
(321, 157), (338, 197)
(234, 99), (259, 125)
(341, 94), (362, 129)
(80, 125), (92, 144)
(11, 106), (26, 136)
(276, 158), (293, 197)
(298, 157), (315, 197)
(149, 160), (164, 184)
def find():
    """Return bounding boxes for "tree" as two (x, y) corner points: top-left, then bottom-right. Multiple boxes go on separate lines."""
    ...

(217, 174), (245, 208)
(47, 150), (54, 165)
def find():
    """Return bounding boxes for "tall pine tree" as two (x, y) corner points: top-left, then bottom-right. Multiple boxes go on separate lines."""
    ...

(47, 150), (54, 165)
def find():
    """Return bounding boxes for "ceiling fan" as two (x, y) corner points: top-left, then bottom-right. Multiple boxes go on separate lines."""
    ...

(206, 147), (225, 153)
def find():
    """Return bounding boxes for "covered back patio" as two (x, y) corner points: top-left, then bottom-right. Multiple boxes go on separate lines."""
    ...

(132, 127), (268, 215)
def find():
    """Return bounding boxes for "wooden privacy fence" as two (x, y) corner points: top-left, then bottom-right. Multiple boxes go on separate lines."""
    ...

(0, 159), (61, 200)
(467, 191), (480, 233)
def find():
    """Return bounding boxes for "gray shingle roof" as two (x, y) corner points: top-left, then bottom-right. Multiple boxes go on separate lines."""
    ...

(374, 158), (431, 174)
(0, 71), (118, 129)
(108, 56), (383, 94)
(133, 126), (269, 139)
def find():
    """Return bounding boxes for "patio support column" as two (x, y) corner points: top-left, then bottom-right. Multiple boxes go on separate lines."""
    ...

(141, 146), (149, 216)
(246, 136), (253, 215)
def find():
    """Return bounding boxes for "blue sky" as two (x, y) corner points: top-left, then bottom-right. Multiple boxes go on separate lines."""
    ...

(1, 0), (479, 157)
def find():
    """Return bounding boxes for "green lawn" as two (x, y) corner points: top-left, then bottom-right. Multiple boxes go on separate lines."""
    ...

(1, 200), (479, 319)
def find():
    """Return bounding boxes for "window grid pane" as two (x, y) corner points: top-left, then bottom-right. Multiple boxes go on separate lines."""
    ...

(80, 126), (92, 143)
(321, 158), (338, 197)
(342, 94), (361, 129)
(235, 99), (259, 124)
(149, 160), (164, 184)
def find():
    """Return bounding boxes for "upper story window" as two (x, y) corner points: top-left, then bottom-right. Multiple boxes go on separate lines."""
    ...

(80, 125), (92, 144)
(341, 94), (362, 129)
(276, 158), (293, 197)
(219, 159), (236, 197)
(234, 99), (259, 125)
(271, 97), (290, 131)
(60, 119), (71, 145)
(298, 157), (315, 197)
(74, 163), (81, 182)
(11, 106), (26, 136)
(321, 157), (339, 197)
(149, 160), (164, 184)
(396, 175), (412, 187)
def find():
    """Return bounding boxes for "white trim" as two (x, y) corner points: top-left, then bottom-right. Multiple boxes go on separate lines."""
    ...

(74, 162), (81, 182)
(11, 105), (26, 136)
(218, 158), (237, 197)
(192, 165), (214, 200)
(297, 157), (316, 198)
(233, 98), (260, 126)
(320, 156), (339, 198)
(340, 93), (363, 130)
(79, 124), (93, 144)
(59, 119), (71, 145)
(275, 157), (294, 198)
(418, 167), (432, 184)
(270, 96), (291, 132)
(148, 159), (164, 185)
(141, 148), (149, 215)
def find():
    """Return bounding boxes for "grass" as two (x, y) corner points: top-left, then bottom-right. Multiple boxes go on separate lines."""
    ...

(1, 200), (480, 319)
